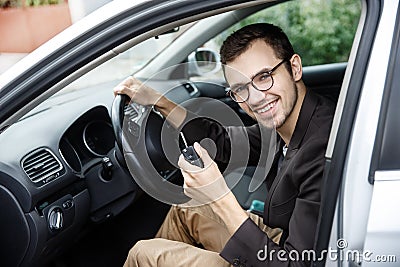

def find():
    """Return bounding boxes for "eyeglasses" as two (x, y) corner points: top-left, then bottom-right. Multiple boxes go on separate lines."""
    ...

(226, 59), (288, 103)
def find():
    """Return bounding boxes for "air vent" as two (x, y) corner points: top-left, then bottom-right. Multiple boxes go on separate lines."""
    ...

(22, 148), (63, 184)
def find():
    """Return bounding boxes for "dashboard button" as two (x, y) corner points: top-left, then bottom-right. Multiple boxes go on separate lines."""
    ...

(48, 208), (63, 231)
(62, 200), (73, 209)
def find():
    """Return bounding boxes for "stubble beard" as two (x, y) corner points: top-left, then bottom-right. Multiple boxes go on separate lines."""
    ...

(257, 83), (298, 130)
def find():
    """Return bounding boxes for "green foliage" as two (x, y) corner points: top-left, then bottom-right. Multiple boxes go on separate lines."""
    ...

(215, 0), (362, 66)
(25, 0), (63, 6)
(1, 0), (62, 7)
(0, 0), (21, 8)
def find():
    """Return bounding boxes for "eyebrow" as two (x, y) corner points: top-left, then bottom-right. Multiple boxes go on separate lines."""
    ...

(251, 67), (273, 79)
(228, 66), (275, 88)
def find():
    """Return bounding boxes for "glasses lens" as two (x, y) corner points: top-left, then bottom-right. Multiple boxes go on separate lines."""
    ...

(230, 85), (248, 103)
(253, 72), (273, 91)
(223, 64), (253, 103)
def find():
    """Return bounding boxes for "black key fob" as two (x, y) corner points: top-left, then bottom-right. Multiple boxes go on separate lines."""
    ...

(180, 132), (204, 168)
(182, 146), (204, 168)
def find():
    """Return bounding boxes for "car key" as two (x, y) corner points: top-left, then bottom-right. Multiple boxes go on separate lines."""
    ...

(179, 132), (204, 168)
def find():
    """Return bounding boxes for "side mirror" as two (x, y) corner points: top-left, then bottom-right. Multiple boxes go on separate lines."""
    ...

(188, 48), (221, 77)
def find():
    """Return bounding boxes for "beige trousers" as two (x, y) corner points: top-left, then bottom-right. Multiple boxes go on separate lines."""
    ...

(123, 204), (282, 267)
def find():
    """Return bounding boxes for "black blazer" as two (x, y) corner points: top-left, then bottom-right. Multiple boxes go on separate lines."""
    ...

(182, 90), (335, 266)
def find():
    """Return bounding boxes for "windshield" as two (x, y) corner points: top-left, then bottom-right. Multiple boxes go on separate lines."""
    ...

(62, 24), (193, 92)
(19, 24), (193, 120)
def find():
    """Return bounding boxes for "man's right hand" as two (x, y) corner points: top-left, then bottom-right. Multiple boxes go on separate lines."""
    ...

(113, 76), (187, 129)
(113, 76), (162, 106)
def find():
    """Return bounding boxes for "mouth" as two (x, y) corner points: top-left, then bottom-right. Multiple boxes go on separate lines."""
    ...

(255, 99), (278, 114)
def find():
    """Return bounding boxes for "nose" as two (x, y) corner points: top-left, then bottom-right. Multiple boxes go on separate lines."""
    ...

(246, 84), (266, 106)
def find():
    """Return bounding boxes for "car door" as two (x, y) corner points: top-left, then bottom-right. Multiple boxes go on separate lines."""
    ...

(352, 2), (400, 264)
(315, 0), (400, 266)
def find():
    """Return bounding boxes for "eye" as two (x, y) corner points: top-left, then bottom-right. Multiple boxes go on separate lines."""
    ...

(256, 72), (271, 82)
(231, 84), (246, 93)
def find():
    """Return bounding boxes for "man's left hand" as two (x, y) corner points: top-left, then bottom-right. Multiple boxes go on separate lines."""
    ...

(178, 143), (230, 206)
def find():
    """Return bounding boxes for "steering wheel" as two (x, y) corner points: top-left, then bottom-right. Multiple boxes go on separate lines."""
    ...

(111, 94), (190, 204)
(111, 94), (129, 155)
(111, 94), (180, 170)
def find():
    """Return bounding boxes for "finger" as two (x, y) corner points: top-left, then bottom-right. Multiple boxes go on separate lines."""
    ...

(115, 77), (132, 90)
(178, 154), (201, 172)
(117, 76), (136, 89)
(124, 76), (135, 86)
(114, 76), (134, 90)
(113, 86), (127, 97)
(113, 86), (130, 99)
(180, 163), (198, 189)
(113, 84), (126, 94)
(193, 142), (213, 166)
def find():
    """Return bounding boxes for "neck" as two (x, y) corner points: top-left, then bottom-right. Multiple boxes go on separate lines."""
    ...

(277, 84), (306, 145)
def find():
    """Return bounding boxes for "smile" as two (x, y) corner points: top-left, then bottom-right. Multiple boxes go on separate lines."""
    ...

(256, 100), (278, 114)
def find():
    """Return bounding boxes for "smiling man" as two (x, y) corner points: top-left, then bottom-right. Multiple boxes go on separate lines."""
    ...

(114, 23), (335, 267)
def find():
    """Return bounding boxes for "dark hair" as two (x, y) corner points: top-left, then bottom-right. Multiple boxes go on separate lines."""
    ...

(220, 23), (295, 71)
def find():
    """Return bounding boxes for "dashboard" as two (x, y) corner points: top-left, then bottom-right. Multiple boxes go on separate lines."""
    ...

(59, 107), (114, 175)
(0, 78), (213, 266)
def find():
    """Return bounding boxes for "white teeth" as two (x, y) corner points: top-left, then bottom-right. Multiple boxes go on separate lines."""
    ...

(257, 101), (276, 113)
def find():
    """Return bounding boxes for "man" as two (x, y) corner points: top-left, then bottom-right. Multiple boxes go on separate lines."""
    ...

(114, 23), (335, 266)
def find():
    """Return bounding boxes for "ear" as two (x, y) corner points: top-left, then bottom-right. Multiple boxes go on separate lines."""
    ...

(290, 54), (303, 82)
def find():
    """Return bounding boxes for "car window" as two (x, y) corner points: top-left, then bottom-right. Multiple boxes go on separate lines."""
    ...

(19, 23), (195, 120)
(65, 0), (361, 91)
(194, 0), (361, 80)
(21, 0), (362, 120)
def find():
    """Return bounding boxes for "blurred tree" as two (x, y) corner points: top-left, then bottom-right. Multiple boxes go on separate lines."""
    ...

(215, 0), (361, 66)
(0, 0), (20, 8)
(25, 0), (63, 6)
(0, 0), (63, 7)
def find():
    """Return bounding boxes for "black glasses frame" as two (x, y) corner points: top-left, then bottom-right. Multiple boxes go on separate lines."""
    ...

(226, 59), (288, 103)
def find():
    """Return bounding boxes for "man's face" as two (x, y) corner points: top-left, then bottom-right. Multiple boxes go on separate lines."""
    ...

(224, 40), (298, 129)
